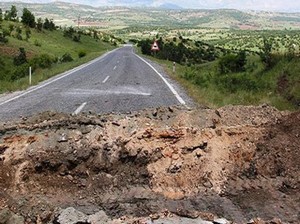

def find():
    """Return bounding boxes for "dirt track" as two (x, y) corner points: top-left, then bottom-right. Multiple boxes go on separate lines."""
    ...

(0, 105), (299, 223)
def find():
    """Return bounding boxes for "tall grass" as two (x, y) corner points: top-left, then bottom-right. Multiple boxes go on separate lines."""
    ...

(139, 50), (299, 111)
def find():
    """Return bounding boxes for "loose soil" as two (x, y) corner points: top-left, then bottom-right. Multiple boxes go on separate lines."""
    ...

(0, 105), (299, 223)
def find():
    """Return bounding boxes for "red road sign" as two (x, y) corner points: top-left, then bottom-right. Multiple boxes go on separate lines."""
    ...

(151, 41), (160, 51)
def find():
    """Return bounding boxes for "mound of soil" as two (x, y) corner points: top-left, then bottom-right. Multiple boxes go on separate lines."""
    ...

(0, 105), (299, 223)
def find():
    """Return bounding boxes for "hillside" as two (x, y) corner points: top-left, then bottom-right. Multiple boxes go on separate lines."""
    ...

(0, 19), (117, 93)
(1, 2), (300, 29)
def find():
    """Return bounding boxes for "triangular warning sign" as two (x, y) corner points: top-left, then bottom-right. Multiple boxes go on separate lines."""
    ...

(151, 41), (160, 51)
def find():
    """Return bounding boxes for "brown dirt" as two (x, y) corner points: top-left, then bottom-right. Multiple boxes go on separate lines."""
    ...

(0, 105), (299, 223)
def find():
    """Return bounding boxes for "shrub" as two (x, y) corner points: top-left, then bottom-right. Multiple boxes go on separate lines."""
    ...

(34, 39), (41, 47)
(78, 50), (86, 58)
(219, 51), (247, 74)
(215, 73), (259, 93)
(60, 53), (73, 63)
(11, 63), (30, 81)
(13, 48), (27, 66)
(0, 32), (8, 43)
(30, 54), (54, 69)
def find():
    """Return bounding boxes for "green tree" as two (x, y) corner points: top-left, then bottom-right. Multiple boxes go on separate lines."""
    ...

(25, 27), (31, 41)
(8, 24), (14, 35)
(260, 37), (273, 69)
(0, 8), (3, 22)
(219, 51), (247, 74)
(36, 18), (43, 31)
(16, 26), (22, 40)
(21, 8), (35, 28)
(10, 5), (17, 21)
(43, 18), (50, 29)
(14, 47), (27, 66)
(4, 10), (11, 21)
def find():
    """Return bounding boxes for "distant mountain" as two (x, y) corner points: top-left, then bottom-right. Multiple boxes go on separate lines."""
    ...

(0, 1), (300, 29)
(159, 3), (182, 10)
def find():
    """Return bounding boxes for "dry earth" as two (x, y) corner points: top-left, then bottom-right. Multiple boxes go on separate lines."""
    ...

(0, 105), (299, 223)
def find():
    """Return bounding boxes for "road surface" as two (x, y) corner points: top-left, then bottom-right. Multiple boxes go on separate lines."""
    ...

(0, 46), (188, 122)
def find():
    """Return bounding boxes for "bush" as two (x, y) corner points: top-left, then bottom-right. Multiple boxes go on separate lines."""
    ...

(219, 51), (246, 74)
(30, 54), (54, 69)
(0, 32), (8, 43)
(13, 48), (27, 66)
(34, 39), (41, 47)
(11, 63), (30, 81)
(60, 53), (73, 63)
(215, 73), (259, 93)
(78, 50), (86, 58)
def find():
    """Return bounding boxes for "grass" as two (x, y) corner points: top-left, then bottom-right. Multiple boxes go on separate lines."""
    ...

(136, 48), (299, 111)
(0, 20), (115, 93)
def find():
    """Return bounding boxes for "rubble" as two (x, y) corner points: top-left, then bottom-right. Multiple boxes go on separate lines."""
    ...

(0, 105), (299, 223)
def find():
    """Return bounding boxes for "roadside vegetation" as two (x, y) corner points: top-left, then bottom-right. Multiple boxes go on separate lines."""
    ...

(0, 5), (120, 93)
(136, 32), (300, 110)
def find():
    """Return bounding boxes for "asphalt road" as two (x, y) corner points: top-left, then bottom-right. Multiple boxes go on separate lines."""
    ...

(0, 45), (188, 122)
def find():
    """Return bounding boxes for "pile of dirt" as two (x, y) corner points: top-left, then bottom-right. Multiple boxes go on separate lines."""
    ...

(0, 105), (299, 223)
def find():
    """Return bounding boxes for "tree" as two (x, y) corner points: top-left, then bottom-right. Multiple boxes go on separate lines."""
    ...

(43, 18), (50, 30)
(25, 27), (31, 41)
(0, 8), (3, 22)
(10, 5), (17, 21)
(36, 18), (43, 31)
(8, 24), (14, 35)
(219, 51), (247, 74)
(16, 26), (22, 40)
(49, 19), (56, 31)
(21, 8), (35, 28)
(260, 37), (273, 69)
(4, 10), (11, 21)
(14, 47), (27, 66)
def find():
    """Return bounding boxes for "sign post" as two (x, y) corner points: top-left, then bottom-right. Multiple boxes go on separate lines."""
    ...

(29, 66), (32, 85)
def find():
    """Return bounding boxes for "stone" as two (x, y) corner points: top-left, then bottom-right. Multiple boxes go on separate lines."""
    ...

(88, 210), (110, 223)
(203, 180), (213, 188)
(7, 213), (25, 224)
(56, 207), (88, 224)
(213, 218), (230, 224)
(0, 208), (12, 224)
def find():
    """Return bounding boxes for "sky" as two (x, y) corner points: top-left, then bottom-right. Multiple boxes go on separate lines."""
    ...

(2, 0), (300, 12)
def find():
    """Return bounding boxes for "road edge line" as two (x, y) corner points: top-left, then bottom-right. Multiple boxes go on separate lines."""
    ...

(135, 54), (186, 106)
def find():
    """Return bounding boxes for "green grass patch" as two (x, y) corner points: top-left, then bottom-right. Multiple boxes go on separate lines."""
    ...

(0, 20), (115, 93)
(137, 48), (299, 111)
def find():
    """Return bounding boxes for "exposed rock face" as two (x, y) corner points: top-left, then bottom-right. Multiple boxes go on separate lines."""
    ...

(0, 105), (298, 223)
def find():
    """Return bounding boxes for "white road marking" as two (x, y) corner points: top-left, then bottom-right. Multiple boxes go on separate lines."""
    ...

(134, 54), (186, 106)
(0, 48), (119, 107)
(65, 88), (151, 96)
(113, 66), (117, 70)
(102, 76), (110, 83)
(73, 102), (87, 115)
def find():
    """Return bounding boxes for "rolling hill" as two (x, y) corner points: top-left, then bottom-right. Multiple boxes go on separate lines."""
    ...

(0, 1), (300, 29)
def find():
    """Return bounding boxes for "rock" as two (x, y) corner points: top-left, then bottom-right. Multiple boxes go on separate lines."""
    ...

(58, 133), (68, 143)
(0, 208), (12, 223)
(88, 210), (110, 223)
(168, 161), (182, 174)
(213, 218), (230, 224)
(203, 180), (213, 188)
(7, 213), (25, 224)
(56, 207), (88, 224)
